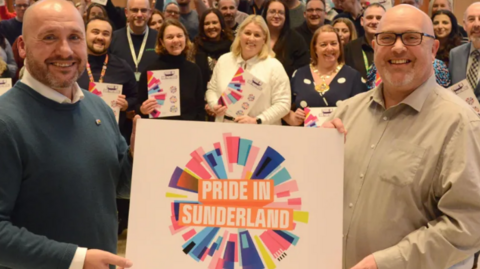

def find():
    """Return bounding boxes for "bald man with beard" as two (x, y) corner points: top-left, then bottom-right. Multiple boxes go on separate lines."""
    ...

(0, 0), (138, 268)
(324, 5), (480, 269)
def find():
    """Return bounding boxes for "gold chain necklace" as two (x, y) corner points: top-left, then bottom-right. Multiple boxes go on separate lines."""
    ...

(311, 63), (342, 94)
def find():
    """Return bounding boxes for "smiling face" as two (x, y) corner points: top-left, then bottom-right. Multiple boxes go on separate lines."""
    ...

(86, 19), (112, 55)
(315, 32), (340, 65)
(333, 22), (351, 44)
(203, 12), (222, 40)
(373, 6), (438, 91)
(304, 0), (326, 30)
(362, 6), (385, 38)
(432, 0), (451, 13)
(464, 4), (480, 43)
(240, 22), (266, 60)
(161, 25), (186, 56)
(218, 0), (237, 25)
(149, 13), (164, 31)
(266, 1), (286, 30)
(433, 14), (452, 39)
(19, 1), (87, 91)
(125, 0), (151, 32)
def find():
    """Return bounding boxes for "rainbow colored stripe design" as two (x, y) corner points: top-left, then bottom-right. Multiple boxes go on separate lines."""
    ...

(166, 133), (309, 269)
(88, 82), (103, 97)
(304, 107), (318, 128)
(147, 71), (164, 118)
(218, 68), (246, 107)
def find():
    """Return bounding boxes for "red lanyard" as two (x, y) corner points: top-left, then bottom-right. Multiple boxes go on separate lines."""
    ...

(86, 54), (109, 83)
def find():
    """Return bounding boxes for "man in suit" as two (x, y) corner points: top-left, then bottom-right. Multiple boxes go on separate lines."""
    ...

(343, 3), (385, 80)
(450, 2), (480, 101)
(295, 0), (330, 50)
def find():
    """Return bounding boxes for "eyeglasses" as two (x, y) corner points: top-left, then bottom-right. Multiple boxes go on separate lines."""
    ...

(14, 4), (30, 8)
(129, 8), (150, 14)
(267, 9), (285, 16)
(374, 32), (435, 46)
(165, 10), (180, 15)
(306, 8), (324, 13)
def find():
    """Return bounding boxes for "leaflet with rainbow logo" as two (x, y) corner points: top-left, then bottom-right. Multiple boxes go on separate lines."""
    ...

(218, 67), (264, 118)
(147, 69), (180, 118)
(88, 82), (122, 123)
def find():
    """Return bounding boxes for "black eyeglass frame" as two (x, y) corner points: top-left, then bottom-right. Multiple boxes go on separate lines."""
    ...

(374, 32), (436, 46)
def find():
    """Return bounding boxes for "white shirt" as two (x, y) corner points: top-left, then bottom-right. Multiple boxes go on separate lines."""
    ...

(206, 52), (291, 125)
(20, 68), (87, 269)
(466, 44), (480, 85)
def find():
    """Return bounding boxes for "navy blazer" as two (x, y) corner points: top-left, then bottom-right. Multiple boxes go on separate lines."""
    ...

(449, 42), (480, 99)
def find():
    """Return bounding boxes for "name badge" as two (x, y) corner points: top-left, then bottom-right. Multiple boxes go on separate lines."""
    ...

(135, 72), (141, 81)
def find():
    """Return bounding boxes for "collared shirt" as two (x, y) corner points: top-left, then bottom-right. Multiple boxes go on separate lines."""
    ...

(466, 43), (480, 85)
(21, 68), (84, 104)
(329, 75), (480, 269)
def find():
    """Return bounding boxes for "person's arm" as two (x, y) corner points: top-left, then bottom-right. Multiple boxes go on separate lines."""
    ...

(4, 40), (17, 77)
(0, 119), (79, 268)
(290, 31), (310, 72)
(135, 70), (149, 118)
(257, 60), (291, 124)
(105, 0), (126, 30)
(371, 119), (480, 269)
(350, 70), (367, 96)
(0, 5), (16, 20)
(123, 65), (138, 112)
(194, 67), (206, 121)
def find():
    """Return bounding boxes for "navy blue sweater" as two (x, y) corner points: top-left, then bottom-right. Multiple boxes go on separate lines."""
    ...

(0, 82), (132, 268)
(0, 18), (22, 45)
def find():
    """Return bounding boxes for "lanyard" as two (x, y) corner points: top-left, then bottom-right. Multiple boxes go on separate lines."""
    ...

(126, 26), (149, 73)
(362, 50), (370, 72)
(86, 54), (109, 83)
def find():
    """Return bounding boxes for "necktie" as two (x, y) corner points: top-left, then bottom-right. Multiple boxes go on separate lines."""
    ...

(467, 50), (480, 89)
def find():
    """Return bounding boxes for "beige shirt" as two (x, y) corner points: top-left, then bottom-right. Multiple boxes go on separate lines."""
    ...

(330, 75), (480, 269)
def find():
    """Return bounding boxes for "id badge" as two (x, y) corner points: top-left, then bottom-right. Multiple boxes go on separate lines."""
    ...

(135, 72), (141, 81)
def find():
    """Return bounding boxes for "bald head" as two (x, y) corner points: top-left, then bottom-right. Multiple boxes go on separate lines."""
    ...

(378, 4), (434, 36)
(464, 2), (480, 21)
(23, 0), (84, 40)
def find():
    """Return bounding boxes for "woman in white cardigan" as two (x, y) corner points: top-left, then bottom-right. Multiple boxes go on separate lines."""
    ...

(205, 15), (291, 125)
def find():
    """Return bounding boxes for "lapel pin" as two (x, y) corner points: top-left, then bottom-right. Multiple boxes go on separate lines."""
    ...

(96, 119), (101, 126)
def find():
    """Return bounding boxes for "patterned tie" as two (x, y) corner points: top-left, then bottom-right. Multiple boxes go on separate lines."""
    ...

(467, 50), (480, 89)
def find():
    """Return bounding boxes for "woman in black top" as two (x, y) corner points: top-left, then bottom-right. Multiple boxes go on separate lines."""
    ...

(284, 25), (366, 126)
(137, 19), (205, 121)
(192, 8), (234, 85)
(261, 0), (309, 78)
(431, 10), (462, 67)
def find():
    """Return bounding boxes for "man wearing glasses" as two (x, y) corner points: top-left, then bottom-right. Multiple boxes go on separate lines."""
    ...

(295, 0), (329, 51)
(0, 0), (30, 45)
(324, 4), (480, 269)
(110, 0), (158, 82)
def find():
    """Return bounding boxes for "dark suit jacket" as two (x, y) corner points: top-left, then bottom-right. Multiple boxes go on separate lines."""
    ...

(344, 36), (373, 80)
(449, 42), (480, 98)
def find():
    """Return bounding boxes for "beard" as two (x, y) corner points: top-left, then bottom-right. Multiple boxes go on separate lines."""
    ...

(25, 49), (85, 90)
(381, 68), (415, 88)
(87, 43), (108, 55)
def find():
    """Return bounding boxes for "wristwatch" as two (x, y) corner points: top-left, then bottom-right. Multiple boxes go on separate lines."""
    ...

(256, 118), (262, 124)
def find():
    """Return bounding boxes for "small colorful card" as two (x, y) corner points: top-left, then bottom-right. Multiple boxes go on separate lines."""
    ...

(0, 78), (12, 96)
(217, 67), (264, 118)
(449, 79), (480, 116)
(147, 69), (181, 118)
(304, 107), (336, 128)
(89, 82), (122, 123)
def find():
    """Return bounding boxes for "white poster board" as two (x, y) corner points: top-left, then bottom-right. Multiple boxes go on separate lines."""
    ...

(127, 120), (344, 269)
(218, 67), (264, 118)
(0, 78), (12, 96)
(304, 107), (337, 127)
(88, 82), (122, 123)
(449, 79), (480, 116)
(147, 69), (181, 118)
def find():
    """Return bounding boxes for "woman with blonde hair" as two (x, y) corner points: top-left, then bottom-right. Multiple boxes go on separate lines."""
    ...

(206, 15), (291, 125)
(284, 25), (365, 126)
(332, 17), (357, 45)
(136, 19), (205, 121)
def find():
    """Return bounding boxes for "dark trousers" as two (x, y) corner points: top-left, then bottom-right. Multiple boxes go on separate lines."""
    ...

(116, 198), (130, 234)
(473, 252), (479, 269)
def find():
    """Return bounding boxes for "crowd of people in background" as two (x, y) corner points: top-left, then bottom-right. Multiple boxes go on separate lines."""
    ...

(0, 0), (480, 268)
